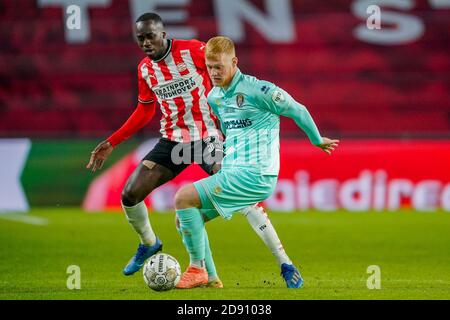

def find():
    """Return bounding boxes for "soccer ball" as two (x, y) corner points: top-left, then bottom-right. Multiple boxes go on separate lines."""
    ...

(143, 253), (181, 291)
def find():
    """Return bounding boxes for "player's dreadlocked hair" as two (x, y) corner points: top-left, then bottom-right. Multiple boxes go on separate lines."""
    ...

(205, 36), (236, 59)
(135, 12), (164, 26)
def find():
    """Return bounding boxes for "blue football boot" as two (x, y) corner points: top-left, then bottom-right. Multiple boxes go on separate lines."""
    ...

(281, 263), (304, 288)
(123, 238), (163, 276)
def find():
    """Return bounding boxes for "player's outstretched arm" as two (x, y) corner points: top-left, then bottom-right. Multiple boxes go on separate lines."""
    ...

(107, 102), (156, 147)
(281, 101), (340, 154)
(281, 101), (322, 144)
(254, 81), (339, 154)
(86, 102), (156, 172)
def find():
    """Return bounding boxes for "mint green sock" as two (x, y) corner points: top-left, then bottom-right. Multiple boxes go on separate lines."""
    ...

(175, 216), (217, 279)
(203, 229), (217, 280)
(200, 208), (219, 279)
(176, 207), (206, 263)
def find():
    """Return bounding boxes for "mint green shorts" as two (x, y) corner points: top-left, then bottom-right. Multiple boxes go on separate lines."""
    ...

(193, 168), (278, 220)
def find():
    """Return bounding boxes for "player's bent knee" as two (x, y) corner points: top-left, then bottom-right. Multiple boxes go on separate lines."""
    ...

(174, 184), (200, 209)
(121, 185), (144, 207)
(174, 187), (190, 209)
(121, 164), (168, 207)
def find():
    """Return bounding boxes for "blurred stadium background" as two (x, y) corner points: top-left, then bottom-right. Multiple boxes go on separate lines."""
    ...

(1, 0), (450, 300)
(1, 0), (449, 212)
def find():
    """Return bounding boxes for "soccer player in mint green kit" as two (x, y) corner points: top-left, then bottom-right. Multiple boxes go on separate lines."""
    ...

(174, 36), (339, 289)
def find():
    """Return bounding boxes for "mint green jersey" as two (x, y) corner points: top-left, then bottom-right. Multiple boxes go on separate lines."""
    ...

(207, 69), (322, 176)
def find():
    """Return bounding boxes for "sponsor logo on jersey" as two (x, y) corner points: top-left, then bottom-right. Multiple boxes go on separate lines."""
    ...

(224, 107), (235, 114)
(236, 94), (244, 107)
(272, 90), (285, 104)
(153, 77), (196, 99)
(261, 85), (270, 94)
(223, 118), (253, 129)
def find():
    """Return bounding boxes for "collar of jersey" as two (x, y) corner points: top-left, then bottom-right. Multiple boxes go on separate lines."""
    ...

(220, 68), (243, 95)
(151, 39), (173, 63)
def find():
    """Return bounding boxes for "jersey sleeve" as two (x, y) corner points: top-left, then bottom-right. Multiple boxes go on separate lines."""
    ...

(188, 39), (207, 71)
(137, 64), (156, 104)
(106, 102), (156, 147)
(253, 80), (323, 146)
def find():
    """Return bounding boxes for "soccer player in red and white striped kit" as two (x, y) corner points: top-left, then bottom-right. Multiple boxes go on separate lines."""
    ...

(87, 13), (294, 288)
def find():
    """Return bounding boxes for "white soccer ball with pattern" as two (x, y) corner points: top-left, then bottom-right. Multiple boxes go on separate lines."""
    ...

(143, 253), (181, 291)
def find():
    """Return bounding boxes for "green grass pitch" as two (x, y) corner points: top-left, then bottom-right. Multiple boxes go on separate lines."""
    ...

(0, 208), (449, 300)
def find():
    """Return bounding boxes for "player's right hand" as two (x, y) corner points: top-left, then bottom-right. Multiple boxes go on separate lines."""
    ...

(86, 140), (114, 172)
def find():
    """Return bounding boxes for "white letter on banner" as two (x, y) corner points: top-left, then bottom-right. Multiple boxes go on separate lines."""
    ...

(340, 171), (372, 211)
(129, 0), (197, 39)
(412, 180), (441, 211)
(214, 0), (295, 43)
(311, 179), (339, 211)
(388, 179), (414, 210)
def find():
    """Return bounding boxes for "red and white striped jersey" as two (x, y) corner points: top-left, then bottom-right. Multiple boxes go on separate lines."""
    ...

(137, 39), (221, 143)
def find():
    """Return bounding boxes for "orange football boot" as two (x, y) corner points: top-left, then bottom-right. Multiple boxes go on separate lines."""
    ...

(175, 265), (208, 289)
(205, 278), (224, 288)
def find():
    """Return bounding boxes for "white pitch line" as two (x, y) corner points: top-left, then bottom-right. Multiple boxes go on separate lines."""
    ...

(0, 213), (49, 226)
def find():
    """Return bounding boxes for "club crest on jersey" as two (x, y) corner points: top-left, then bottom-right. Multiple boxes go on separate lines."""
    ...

(176, 62), (187, 73)
(236, 94), (244, 107)
(272, 90), (285, 104)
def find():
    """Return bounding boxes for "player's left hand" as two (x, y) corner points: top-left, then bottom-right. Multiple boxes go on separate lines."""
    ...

(316, 137), (339, 155)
